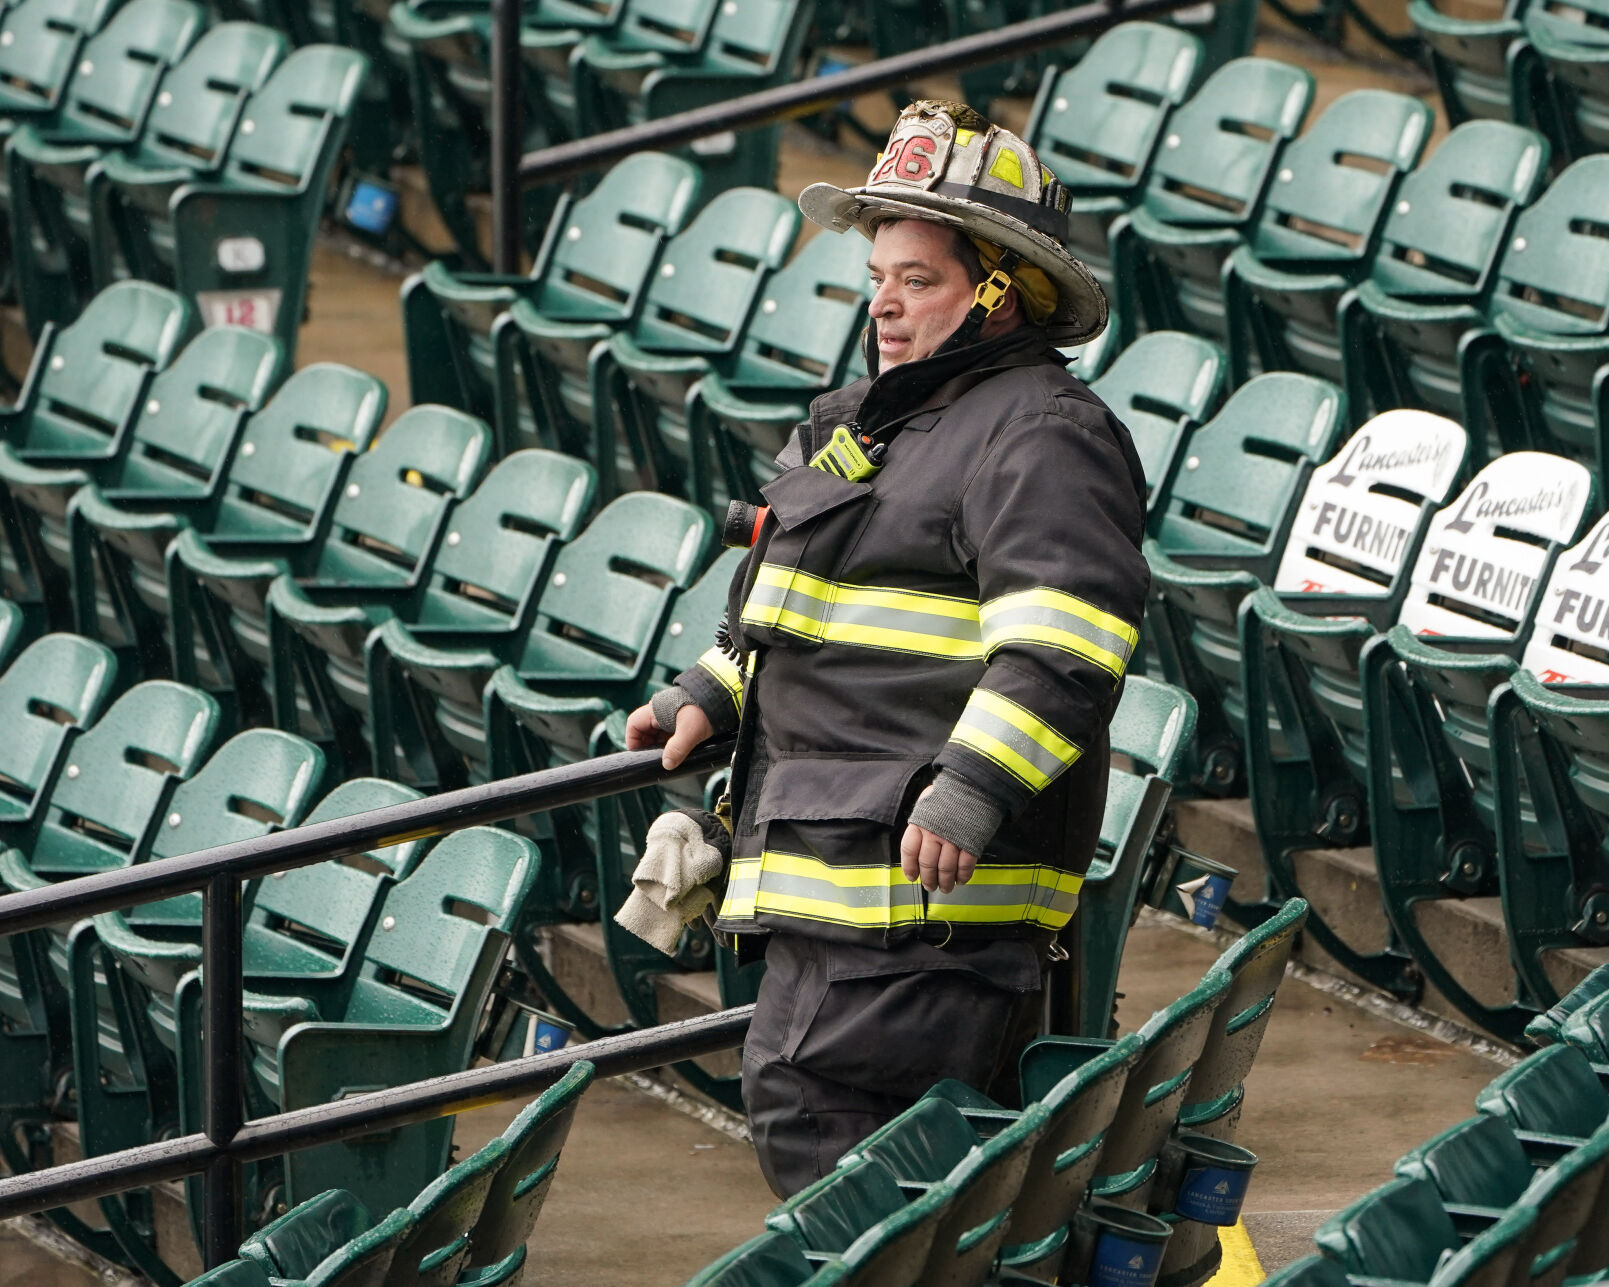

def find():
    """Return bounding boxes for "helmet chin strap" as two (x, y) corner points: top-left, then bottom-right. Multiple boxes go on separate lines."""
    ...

(862, 248), (1023, 379)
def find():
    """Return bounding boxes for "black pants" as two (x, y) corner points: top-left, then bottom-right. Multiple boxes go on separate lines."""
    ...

(740, 931), (1043, 1198)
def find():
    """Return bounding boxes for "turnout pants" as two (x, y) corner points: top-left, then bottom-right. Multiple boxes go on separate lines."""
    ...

(741, 931), (1044, 1198)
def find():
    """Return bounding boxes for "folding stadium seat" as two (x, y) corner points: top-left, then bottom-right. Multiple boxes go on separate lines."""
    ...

(189, 1262), (272, 1286)
(683, 230), (871, 508)
(65, 362), (386, 698)
(1149, 408), (1465, 807)
(172, 404), (489, 756)
(1394, 1114), (1537, 1234)
(302, 1209), (417, 1287)
(1336, 120), (1549, 443)
(589, 187), (800, 501)
(1027, 15), (1196, 293)
(1516, 0), (1609, 163)
(267, 448), (595, 776)
(1478, 155), (1609, 471)
(461, 1061), (595, 1284)
(1219, 91), (1433, 386)
(1549, 989), (1609, 1063)
(400, 151), (702, 442)
(0, 598), (29, 668)
(502, 186), (795, 492)
(0, 280), (196, 626)
(517, 0), (629, 138)
(1316, 1176), (1466, 1283)
(1409, 0), (1533, 125)
(3, 0), (204, 334)
(89, 45), (369, 357)
(372, 488), (713, 793)
(1236, 451), (1592, 1008)
(83, 22), (288, 292)
(569, 0), (725, 134)
(1061, 675), (1198, 1041)
(1106, 57), (1315, 346)
(684, 1231), (824, 1287)
(1026, 966), (1233, 1211)
(923, 1033), (1142, 1282)
(1140, 371), (1348, 792)
(1477, 1042), (1609, 1156)
(1261, 1255), (1351, 1287)
(1, 325), (284, 664)
(1526, 963), (1609, 1048)
(205, 825), (538, 1213)
(0, 0), (122, 128)
(1081, 332), (1226, 516)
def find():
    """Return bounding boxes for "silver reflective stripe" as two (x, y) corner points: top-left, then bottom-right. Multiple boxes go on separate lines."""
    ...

(955, 697), (1071, 785)
(983, 601), (1136, 669)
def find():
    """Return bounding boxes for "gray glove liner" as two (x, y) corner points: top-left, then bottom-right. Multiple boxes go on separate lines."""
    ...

(907, 769), (1007, 858)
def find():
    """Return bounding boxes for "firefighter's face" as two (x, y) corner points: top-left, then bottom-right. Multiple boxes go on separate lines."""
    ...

(867, 220), (1013, 368)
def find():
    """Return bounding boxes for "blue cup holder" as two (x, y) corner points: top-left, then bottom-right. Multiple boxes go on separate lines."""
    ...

(1170, 1133), (1257, 1226)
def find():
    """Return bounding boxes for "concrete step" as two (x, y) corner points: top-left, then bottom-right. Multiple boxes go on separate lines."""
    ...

(1172, 797), (1609, 1029)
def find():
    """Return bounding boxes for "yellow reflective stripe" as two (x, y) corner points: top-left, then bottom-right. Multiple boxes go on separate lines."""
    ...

(741, 564), (984, 660)
(950, 688), (1081, 792)
(980, 587), (1139, 677)
(718, 849), (1082, 930)
(695, 646), (743, 714)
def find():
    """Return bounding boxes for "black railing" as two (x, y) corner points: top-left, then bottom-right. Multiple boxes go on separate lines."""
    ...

(497, 0), (1223, 260)
(0, 740), (740, 1269)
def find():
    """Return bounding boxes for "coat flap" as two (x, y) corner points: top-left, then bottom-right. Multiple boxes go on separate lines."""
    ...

(760, 465), (872, 532)
(755, 753), (930, 826)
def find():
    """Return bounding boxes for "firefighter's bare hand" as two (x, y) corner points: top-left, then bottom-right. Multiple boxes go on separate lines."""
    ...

(900, 787), (977, 894)
(624, 701), (713, 771)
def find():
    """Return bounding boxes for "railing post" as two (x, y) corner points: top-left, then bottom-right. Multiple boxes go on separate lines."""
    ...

(201, 872), (244, 1268)
(489, 0), (521, 274)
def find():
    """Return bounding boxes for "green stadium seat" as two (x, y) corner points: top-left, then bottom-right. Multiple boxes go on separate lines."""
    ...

(570, 0), (723, 132)
(462, 1061), (595, 1284)
(1108, 57), (1314, 345)
(189, 1262), (272, 1286)
(0, 0), (121, 123)
(1316, 1175), (1461, 1282)
(65, 362), (384, 700)
(684, 1231), (822, 1287)
(303, 1207), (417, 1287)
(268, 447), (593, 776)
(1221, 90), (1434, 386)
(1148, 407), (1463, 798)
(687, 228), (871, 509)
(1554, 990), (1609, 1064)
(2, 326), (284, 662)
(1476, 1044), (1609, 1156)
(1236, 451), (1591, 1003)
(0, 280), (196, 626)
(1394, 1114), (1532, 1232)
(1518, 0), (1609, 163)
(84, 22), (288, 293)
(4, 0), (205, 335)
(373, 488), (711, 791)
(1336, 120), (1549, 446)
(0, 597), (28, 667)
(590, 186), (799, 500)
(226, 824), (538, 1213)
(240, 1188), (374, 1281)
(1022, 23), (1204, 288)
(518, 0), (629, 138)
(400, 151), (702, 442)
(1482, 155), (1609, 471)
(1526, 963), (1609, 1048)
(1409, 0), (1532, 125)
(1061, 675), (1197, 1041)
(1258, 1254), (1351, 1287)
(1083, 331), (1226, 515)
(1429, 1205), (1540, 1287)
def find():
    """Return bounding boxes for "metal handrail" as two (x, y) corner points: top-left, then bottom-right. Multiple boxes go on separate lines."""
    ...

(0, 740), (736, 1266)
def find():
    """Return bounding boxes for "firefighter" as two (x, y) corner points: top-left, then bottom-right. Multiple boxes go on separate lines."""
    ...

(625, 99), (1150, 1198)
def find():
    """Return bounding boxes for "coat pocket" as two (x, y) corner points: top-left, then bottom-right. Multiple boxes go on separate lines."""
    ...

(755, 753), (932, 829)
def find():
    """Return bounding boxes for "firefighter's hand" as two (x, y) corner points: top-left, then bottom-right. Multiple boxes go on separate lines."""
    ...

(900, 787), (977, 894)
(625, 701), (714, 771)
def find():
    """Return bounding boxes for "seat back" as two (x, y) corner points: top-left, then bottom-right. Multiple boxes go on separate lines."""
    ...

(304, 405), (491, 589)
(1431, 1205), (1538, 1287)
(17, 280), (195, 456)
(110, 327), (284, 496)
(1259, 1255), (1352, 1287)
(1244, 90), (1431, 266)
(240, 1188), (374, 1280)
(414, 449), (596, 631)
(833, 1183), (954, 1287)
(1489, 154), (1609, 337)
(1026, 23), (1202, 196)
(397, 1134), (511, 1286)
(1137, 56), (1314, 227)
(1315, 1176), (1460, 1279)
(1394, 1113), (1534, 1210)
(698, 0), (805, 75)
(1518, 512), (1609, 684)
(524, 491), (711, 676)
(29, 679), (219, 878)
(683, 1231), (819, 1287)
(530, 152), (703, 323)
(1272, 410), (1468, 597)
(1507, 1120), (1609, 1277)
(0, 0), (118, 110)
(0, 633), (115, 826)
(627, 187), (800, 354)
(847, 1098), (981, 1182)
(1150, 372), (1345, 567)
(1087, 331), (1226, 507)
(303, 1207), (416, 1287)
(51, 0), (202, 141)
(727, 228), (871, 391)
(650, 545), (747, 684)
(149, 728), (323, 863)
(222, 45), (368, 193)
(1475, 1044), (1609, 1138)
(131, 21), (286, 170)
(466, 1060), (595, 1268)
(212, 363), (386, 541)
(765, 1156), (910, 1253)
(611, 0), (718, 54)
(1397, 452), (1593, 639)
(188, 1260), (273, 1287)
(1182, 897), (1308, 1130)
(919, 1105), (1047, 1286)
(1368, 121), (1549, 300)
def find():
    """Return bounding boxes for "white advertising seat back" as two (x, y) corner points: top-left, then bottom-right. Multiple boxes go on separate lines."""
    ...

(1522, 512), (1609, 684)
